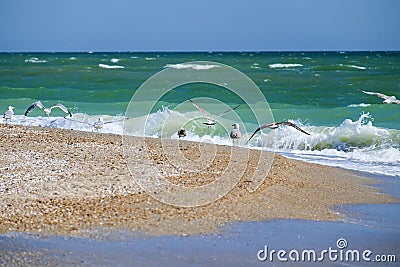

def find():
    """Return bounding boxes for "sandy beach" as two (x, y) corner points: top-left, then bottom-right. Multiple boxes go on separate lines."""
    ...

(0, 124), (397, 237)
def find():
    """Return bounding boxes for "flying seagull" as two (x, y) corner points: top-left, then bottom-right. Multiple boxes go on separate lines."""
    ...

(246, 121), (310, 144)
(66, 117), (128, 132)
(3, 106), (14, 124)
(362, 90), (400, 104)
(25, 101), (72, 117)
(177, 128), (186, 138)
(230, 123), (241, 145)
(189, 99), (240, 126)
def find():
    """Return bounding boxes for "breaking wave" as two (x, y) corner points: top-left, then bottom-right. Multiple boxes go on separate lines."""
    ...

(3, 109), (399, 177)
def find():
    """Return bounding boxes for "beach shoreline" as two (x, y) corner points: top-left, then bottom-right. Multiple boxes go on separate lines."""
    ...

(0, 124), (397, 238)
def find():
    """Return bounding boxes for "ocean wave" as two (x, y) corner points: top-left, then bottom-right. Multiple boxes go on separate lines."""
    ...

(24, 57), (47, 63)
(165, 63), (220, 70)
(98, 63), (125, 69)
(111, 58), (120, 63)
(248, 113), (400, 176)
(268, 63), (303, 69)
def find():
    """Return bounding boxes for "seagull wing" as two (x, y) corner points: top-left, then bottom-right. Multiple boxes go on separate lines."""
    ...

(362, 90), (389, 100)
(103, 117), (129, 124)
(50, 103), (72, 117)
(24, 101), (44, 116)
(245, 121), (310, 144)
(217, 104), (240, 117)
(189, 99), (210, 119)
(273, 121), (311, 135)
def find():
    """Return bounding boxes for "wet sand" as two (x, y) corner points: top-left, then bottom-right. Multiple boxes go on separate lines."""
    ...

(0, 124), (397, 237)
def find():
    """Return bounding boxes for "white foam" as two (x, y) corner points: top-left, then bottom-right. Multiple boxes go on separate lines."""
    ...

(340, 64), (366, 70)
(111, 58), (120, 63)
(145, 57), (157, 61)
(165, 63), (220, 70)
(5, 114), (126, 135)
(268, 63), (303, 69)
(25, 57), (47, 63)
(347, 103), (371, 107)
(98, 63), (124, 69)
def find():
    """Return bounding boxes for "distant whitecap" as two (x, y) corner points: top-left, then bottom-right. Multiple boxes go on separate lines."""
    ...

(98, 63), (124, 69)
(347, 103), (371, 107)
(268, 63), (303, 69)
(25, 57), (47, 63)
(165, 63), (220, 70)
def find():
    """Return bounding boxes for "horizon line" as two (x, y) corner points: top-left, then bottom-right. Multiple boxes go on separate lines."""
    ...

(1, 49), (399, 53)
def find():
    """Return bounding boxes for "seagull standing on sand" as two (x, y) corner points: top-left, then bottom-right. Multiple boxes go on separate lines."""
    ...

(230, 123), (241, 145)
(25, 101), (72, 117)
(362, 90), (400, 104)
(189, 99), (240, 127)
(246, 121), (310, 144)
(177, 128), (186, 138)
(3, 106), (14, 124)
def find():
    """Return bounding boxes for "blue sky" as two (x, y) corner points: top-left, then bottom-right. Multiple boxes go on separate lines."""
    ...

(0, 0), (399, 52)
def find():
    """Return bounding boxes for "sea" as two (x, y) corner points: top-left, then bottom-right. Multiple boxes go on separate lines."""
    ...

(1, 51), (399, 177)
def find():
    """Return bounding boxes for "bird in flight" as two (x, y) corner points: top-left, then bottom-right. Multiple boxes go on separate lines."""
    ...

(362, 90), (400, 104)
(246, 121), (310, 144)
(189, 99), (240, 127)
(25, 101), (72, 117)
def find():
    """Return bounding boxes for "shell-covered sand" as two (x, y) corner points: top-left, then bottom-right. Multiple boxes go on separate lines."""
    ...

(0, 124), (396, 237)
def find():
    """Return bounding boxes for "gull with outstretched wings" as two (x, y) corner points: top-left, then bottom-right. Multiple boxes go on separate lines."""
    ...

(362, 90), (400, 104)
(246, 121), (310, 144)
(25, 101), (72, 117)
(189, 99), (240, 126)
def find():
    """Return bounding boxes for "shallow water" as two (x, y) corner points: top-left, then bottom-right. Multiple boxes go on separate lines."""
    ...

(1, 172), (399, 267)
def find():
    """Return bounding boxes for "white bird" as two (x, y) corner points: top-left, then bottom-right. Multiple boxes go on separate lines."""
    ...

(3, 106), (14, 124)
(189, 99), (240, 127)
(66, 117), (128, 132)
(25, 101), (72, 117)
(177, 128), (186, 138)
(362, 90), (400, 104)
(246, 121), (310, 144)
(230, 123), (241, 145)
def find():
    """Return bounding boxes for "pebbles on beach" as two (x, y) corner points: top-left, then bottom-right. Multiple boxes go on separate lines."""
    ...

(0, 124), (396, 237)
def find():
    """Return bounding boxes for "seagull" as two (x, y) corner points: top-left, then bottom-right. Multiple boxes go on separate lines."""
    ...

(246, 121), (310, 144)
(189, 99), (240, 127)
(3, 106), (14, 124)
(25, 101), (72, 117)
(177, 128), (186, 138)
(66, 117), (128, 132)
(230, 123), (241, 145)
(362, 90), (400, 104)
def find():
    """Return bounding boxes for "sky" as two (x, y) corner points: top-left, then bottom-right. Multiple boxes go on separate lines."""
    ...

(0, 0), (399, 52)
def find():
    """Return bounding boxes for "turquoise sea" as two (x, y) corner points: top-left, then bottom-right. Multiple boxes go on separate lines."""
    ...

(1, 52), (399, 176)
